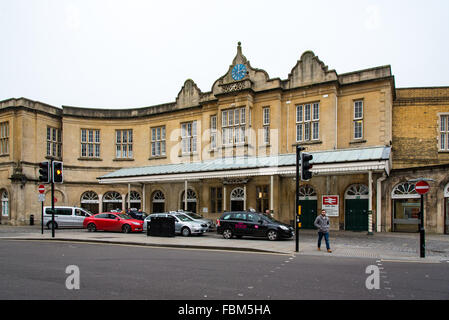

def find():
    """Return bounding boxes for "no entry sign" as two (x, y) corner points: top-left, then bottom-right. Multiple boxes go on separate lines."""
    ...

(415, 181), (430, 195)
(38, 185), (45, 194)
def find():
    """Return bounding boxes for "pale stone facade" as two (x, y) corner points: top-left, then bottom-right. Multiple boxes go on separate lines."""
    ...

(0, 43), (447, 233)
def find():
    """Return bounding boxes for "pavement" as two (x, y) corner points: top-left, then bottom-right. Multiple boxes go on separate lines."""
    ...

(1, 225), (449, 262)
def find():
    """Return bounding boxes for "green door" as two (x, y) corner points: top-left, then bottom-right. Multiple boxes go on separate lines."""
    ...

(345, 199), (368, 231)
(299, 200), (317, 229)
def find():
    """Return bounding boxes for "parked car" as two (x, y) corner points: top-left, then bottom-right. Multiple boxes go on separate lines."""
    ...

(126, 209), (146, 220)
(43, 206), (92, 229)
(83, 212), (144, 233)
(177, 210), (215, 231)
(144, 212), (208, 236)
(216, 211), (294, 241)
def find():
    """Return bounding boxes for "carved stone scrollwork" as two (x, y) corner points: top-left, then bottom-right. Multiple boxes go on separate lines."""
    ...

(223, 178), (249, 185)
(219, 80), (251, 93)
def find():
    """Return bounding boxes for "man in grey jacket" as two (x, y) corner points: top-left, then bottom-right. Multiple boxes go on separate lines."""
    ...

(314, 209), (332, 253)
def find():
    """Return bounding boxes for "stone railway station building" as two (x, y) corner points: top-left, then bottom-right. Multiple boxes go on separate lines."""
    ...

(1, 43), (448, 234)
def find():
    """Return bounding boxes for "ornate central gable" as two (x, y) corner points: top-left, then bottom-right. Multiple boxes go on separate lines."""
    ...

(285, 51), (338, 89)
(212, 42), (279, 95)
(175, 79), (202, 109)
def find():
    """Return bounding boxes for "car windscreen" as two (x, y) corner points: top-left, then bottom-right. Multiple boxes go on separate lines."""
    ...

(117, 213), (133, 220)
(260, 214), (282, 224)
(186, 212), (203, 219)
(175, 214), (194, 222)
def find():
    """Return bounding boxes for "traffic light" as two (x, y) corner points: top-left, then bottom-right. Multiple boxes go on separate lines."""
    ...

(301, 152), (313, 181)
(38, 161), (50, 183)
(52, 161), (63, 183)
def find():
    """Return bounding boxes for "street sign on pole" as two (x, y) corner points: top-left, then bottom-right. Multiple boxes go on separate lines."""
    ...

(38, 185), (45, 194)
(415, 180), (430, 195)
(414, 180), (430, 258)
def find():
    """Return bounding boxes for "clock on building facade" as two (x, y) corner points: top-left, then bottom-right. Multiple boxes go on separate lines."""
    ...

(231, 64), (247, 81)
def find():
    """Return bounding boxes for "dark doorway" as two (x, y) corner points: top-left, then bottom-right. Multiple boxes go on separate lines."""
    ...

(231, 200), (244, 211)
(299, 200), (317, 229)
(345, 199), (368, 231)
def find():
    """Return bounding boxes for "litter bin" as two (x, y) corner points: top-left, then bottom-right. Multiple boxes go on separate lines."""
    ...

(147, 216), (175, 237)
(30, 214), (34, 226)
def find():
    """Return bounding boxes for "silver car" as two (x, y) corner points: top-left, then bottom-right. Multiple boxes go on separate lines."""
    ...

(144, 212), (208, 236)
(176, 210), (215, 231)
(43, 206), (92, 229)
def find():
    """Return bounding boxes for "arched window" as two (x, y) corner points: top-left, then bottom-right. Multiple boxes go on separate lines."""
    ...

(391, 182), (420, 233)
(81, 191), (98, 203)
(152, 190), (165, 213)
(391, 182), (419, 199)
(152, 190), (165, 203)
(230, 187), (245, 211)
(181, 189), (197, 202)
(345, 184), (369, 199)
(80, 191), (99, 214)
(444, 182), (449, 198)
(103, 191), (122, 212)
(126, 191), (141, 210)
(181, 189), (197, 213)
(298, 184), (317, 200)
(230, 187), (245, 201)
(1, 190), (8, 218)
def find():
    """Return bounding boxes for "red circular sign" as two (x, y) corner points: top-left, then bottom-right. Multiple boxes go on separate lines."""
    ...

(38, 185), (45, 194)
(415, 181), (430, 195)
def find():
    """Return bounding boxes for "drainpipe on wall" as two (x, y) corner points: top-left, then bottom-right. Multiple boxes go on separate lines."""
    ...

(142, 183), (146, 212)
(376, 173), (387, 232)
(184, 180), (188, 211)
(128, 183), (131, 210)
(335, 94), (338, 150)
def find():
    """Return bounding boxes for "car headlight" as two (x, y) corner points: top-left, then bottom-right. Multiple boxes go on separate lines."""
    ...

(279, 225), (289, 231)
(131, 222), (141, 226)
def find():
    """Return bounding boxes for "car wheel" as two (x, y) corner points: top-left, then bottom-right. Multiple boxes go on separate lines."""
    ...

(223, 228), (233, 239)
(122, 224), (132, 233)
(267, 229), (278, 241)
(181, 227), (191, 237)
(47, 221), (58, 230)
(87, 223), (97, 232)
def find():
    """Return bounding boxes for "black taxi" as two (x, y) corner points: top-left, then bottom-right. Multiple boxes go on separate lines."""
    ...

(216, 211), (294, 241)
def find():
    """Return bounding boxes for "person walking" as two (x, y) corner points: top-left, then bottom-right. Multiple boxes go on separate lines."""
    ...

(314, 209), (332, 253)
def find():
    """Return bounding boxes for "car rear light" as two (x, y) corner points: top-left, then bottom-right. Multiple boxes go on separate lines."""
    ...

(216, 219), (220, 227)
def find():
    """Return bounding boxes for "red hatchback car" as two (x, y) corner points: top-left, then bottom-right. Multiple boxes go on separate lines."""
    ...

(83, 212), (144, 233)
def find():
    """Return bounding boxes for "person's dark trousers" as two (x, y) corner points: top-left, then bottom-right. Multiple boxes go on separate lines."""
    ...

(318, 231), (330, 250)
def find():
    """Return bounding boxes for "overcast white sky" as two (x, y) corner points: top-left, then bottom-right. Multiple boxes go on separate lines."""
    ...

(1, 0), (449, 109)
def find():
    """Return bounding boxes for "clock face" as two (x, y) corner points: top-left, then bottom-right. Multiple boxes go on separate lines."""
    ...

(231, 64), (247, 81)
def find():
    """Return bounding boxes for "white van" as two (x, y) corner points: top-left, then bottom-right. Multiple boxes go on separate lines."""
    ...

(43, 206), (92, 229)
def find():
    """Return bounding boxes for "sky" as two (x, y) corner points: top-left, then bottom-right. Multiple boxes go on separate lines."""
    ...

(1, 0), (449, 109)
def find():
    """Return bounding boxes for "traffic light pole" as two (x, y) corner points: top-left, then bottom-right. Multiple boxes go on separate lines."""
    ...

(295, 145), (304, 253)
(41, 201), (44, 235)
(50, 159), (55, 238)
(419, 194), (425, 258)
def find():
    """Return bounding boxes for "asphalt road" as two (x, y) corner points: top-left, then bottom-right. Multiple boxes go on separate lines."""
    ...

(0, 240), (448, 300)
